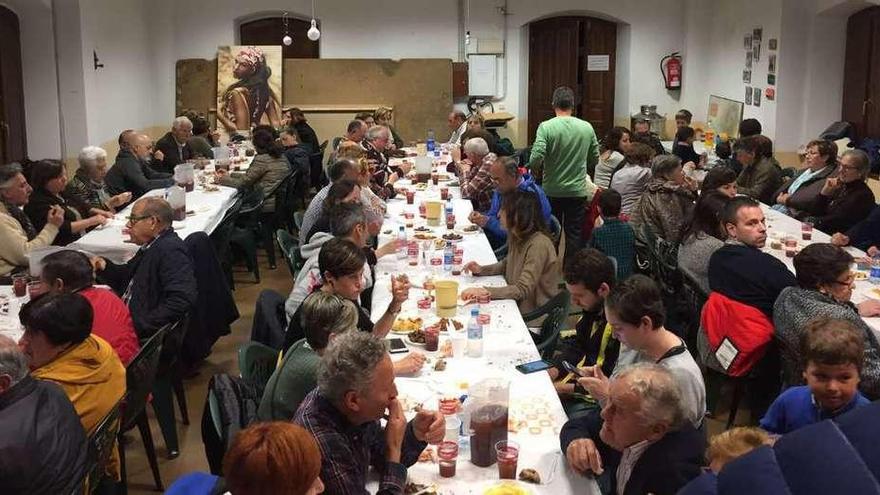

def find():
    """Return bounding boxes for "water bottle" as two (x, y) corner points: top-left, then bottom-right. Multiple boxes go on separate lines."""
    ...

(443, 242), (454, 272)
(870, 255), (880, 285)
(445, 199), (454, 223)
(467, 308), (483, 357)
(427, 129), (436, 153)
(397, 226), (407, 258)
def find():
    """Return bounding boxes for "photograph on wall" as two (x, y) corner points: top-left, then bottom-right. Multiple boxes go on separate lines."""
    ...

(707, 95), (744, 138)
(769, 38), (778, 50)
(743, 70), (751, 84)
(745, 86), (753, 105)
(744, 34), (752, 50)
(753, 42), (761, 63)
(767, 74), (776, 85)
(753, 27), (762, 45)
(765, 87), (776, 101)
(753, 87), (762, 107)
(768, 54), (777, 74)
(216, 45), (283, 138)
(746, 51), (753, 69)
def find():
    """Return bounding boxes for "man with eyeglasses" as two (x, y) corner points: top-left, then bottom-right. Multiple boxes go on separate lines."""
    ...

(154, 116), (196, 173)
(92, 197), (196, 338)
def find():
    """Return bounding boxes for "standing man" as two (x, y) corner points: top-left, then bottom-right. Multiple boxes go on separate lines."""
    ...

(155, 116), (195, 173)
(528, 86), (599, 263)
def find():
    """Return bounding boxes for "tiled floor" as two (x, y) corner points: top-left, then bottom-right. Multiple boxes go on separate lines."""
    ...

(125, 257), (292, 494)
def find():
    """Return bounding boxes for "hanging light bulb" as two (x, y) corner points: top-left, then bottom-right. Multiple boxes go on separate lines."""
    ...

(281, 11), (292, 45)
(282, 35), (293, 46)
(307, 19), (321, 41)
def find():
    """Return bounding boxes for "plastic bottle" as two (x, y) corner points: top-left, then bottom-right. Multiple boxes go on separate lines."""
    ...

(870, 255), (880, 285)
(467, 308), (483, 357)
(397, 226), (407, 258)
(445, 199), (454, 224)
(443, 242), (454, 272)
(427, 129), (436, 153)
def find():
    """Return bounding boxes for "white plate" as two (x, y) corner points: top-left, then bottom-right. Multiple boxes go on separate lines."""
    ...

(406, 334), (427, 347)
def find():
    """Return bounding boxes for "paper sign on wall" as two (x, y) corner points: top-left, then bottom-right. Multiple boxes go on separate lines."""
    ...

(587, 55), (610, 72)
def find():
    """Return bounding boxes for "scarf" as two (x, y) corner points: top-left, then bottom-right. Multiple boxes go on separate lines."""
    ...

(2, 199), (36, 240)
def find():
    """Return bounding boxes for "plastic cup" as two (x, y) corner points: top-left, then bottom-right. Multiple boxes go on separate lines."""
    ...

(424, 325), (440, 352)
(12, 274), (27, 297)
(446, 214), (456, 230)
(496, 441), (519, 480)
(435, 280), (459, 317)
(452, 256), (463, 276)
(450, 331), (467, 357)
(438, 441), (459, 478)
(406, 190), (415, 205)
(440, 187), (449, 200)
(426, 201), (443, 226)
(432, 173), (440, 186)
(801, 222), (813, 241)
(444, 415), (461, 441)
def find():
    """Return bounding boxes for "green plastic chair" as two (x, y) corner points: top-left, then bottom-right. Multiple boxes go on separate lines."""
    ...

(522, 290), (571, 360)
(276, 229), (302, 280)
(238, 341), (280, 399)
(293, 210), (304, 232)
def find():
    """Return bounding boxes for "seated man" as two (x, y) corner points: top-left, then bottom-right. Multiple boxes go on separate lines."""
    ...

(0, 336), (88, 495)
(299, 159), (360, 245)
(830, 205), (880, 252)
(105, 132), (174, 198)
(259, 291), (358, 421)
(733, 136), (783, 205)
(631, 118), (666, 157)
(333, 119), (367, 152)
(709, 196), (797, 318)
(561, 363), (706, 495)
(578, 274), (706, 427)
(446, 110), (467, 146)
(94, 197), (197, 338)
(469, 156), (551, 249)
(294, 331), (444, 495)
(154, 116), (194, 173)
(456, 137), (497, 213)
(280, 126), (312, 185)
(40, 249), (140, 365)
(362, 126), (401, 200)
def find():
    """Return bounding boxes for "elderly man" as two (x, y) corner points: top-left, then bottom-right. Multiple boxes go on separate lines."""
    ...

(560, 364), (705, 495)
(446, 110), (467, 146)
(66, 146), (132, 213)
(295, 331), (444, 495)
(363, 126), (406, 200)
(300, 159), (361, 245)
(470, 156), (551, 247)
(155, 116), (195, 173)
(105, 132), (174, 198)
(94, 197), (196, 338)
(456, 137), (497, 213)
(0, 336), (88, 494)
(341, 119), (367, 148)
(528, 86), (600, 264)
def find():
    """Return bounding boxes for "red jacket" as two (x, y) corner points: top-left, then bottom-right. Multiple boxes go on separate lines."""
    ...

(80, 287), (140, 365)
(700, 292), (773, 377)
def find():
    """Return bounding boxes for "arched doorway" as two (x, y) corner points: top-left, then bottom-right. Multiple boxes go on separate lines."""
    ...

(240, 16), (320, 59)
(527, 16), (616, 144)
(0, 5), (26, 162)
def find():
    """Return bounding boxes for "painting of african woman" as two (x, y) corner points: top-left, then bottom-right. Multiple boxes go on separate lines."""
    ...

(216, 45), (283, 137)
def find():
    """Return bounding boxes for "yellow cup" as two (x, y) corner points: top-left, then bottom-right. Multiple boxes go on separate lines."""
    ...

(426, 200), (443, 226)
(435, 280), (459, 317)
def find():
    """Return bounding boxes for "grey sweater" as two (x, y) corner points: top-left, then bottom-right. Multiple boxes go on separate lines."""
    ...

(678, 234), (724, 294)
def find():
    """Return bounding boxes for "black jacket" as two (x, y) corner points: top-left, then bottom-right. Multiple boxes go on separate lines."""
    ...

(845, 205), (880, 250)
(708, 243), (797, 317)
(99, 228), (197, 338)
(560, 409), (705, 495)
(813, 179), (876, 235)
(284, 145), (311, 183)
(0, 376), (88, 495)
(155, 131), (194, 174)
(294, 121), (320, 154)
(105, 149), (174, 198)
(24, 189), (92, 246)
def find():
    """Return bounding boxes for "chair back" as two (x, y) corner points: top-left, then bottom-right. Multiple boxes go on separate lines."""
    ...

(309, 140), (329, 189)
(84, 400), (123, 493)
(523, 290), (571, 360)
(238, 341), (280, 399)
(548, 215), (562, 251)
(120, 326), (166, 433)
(158, 317), (189, 373)
(276, 229), (300, 279)
(293, 210), (304, 232)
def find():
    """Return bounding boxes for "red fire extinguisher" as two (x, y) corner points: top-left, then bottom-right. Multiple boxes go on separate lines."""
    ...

(660, 52), (682, 90)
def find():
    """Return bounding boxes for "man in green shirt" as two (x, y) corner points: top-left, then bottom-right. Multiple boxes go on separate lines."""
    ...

(528, 86), (599, 263)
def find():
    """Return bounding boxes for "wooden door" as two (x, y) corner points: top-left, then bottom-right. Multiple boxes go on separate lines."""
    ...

(527, 16), (617, 144)
(0, 6), (26, 162)
(240, 17), (319, 59)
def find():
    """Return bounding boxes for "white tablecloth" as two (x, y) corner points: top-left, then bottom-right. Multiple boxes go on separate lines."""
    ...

(0, 287), (26, 343)
(369, 178), (599, 494)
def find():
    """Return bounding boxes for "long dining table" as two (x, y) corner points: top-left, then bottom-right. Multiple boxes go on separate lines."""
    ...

(367, 156), (600, 494)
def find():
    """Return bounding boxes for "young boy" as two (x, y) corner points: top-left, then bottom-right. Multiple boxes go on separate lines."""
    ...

(589, 189), (635, 280)
(675, 109), (693, 128)
(760, 317), (870, 434)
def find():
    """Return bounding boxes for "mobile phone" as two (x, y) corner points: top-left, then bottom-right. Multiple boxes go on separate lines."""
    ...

(386, 338), (409, 354)
(562, 360), (587, 377)
(515, 359), (554, 374)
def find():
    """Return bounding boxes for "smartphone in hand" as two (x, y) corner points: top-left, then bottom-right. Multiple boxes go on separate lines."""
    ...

(562, 360), (587, 377)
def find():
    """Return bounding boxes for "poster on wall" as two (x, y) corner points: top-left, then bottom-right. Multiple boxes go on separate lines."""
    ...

(745, 86), (753, 105)
(753, 87), (762, 107)
(216, 45), (283, 139)
(707, 95), (744, 138)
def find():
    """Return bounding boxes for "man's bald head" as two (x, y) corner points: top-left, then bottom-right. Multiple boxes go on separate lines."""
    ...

(118, 129), (136, 151)
(131, 133), (153, 160)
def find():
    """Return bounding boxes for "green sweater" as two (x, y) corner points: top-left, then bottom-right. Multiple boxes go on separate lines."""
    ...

(257, 339), (320, 421)
(529, 115), (600, 198)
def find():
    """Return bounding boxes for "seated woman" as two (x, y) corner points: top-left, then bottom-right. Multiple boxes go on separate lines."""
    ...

(457, 137), (497, 213)
(462, 191), (559, 314)
(0, 163), (63, 279)
(610, 142), (654, 216)
(166, 422), (325, 495)
(771, 139), (837, 218)
(39, 250), (140, 365)
(810, 149), (875, 235)
(216, 126), (290, 213)
(678, 191), (729, 293)
(701, 165), (738, 198)
(593, 126), (631, 189)
(20, 292), (126, 478)
(260, 292), (357, 421)
(734, 135), (783, 204)
(373, 106), (404, 151)
(303, 179), (361, 243)
(672, 126), (704, 168)
(630, 154), (697, 243)
(337, 142), (386, 232)
(774, 243), (880, 399)
(66, 146), (132, 213)
(24, 159), (111, 246)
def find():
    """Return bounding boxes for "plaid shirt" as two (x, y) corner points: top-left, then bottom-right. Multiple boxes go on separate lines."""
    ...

(294, 389), (427, 495)
(589, 218), (635, 280)
(459, 153), (496, 213)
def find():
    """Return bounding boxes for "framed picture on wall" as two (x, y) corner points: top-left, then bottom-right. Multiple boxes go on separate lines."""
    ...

(744, 35), (752, 50)
(707, 95), (745, 138)
(743, 70), (752, 84)
(769, 54), (777, 74)
(745, 87), (753, 105)
(746, 52), (753, 69)
(753, 87), (762, 107)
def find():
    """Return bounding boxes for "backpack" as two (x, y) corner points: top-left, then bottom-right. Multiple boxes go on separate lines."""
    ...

(201, 373), (260, 474)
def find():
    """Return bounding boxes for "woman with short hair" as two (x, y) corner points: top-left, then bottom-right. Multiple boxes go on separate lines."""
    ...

(373, 106), (404, 150)
(774, 243), (880, 398)
(66, 146), (132, 212)
(630, 154), (697, 243)
(810, 149), (875, 234)
(771, 139), (837, 218)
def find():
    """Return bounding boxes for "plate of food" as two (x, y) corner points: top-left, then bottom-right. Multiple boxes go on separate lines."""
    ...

(413, 233), (436, 241)
(413, 183), (428, 191)
(391, 316), (423, 334)
(406, 329), (427, 346)
(433, 239), (447, 249)
(426, 316), (464, 332)
(482, 481), (532, 495)
(462, 224), (481, 234)
(414, 226), (433, 233)
(854, 271), (868, 281)
(442, 232), (463, 242)
(436, 173), (452, 182)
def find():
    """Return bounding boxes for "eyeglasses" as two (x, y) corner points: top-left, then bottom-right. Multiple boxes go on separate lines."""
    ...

(126, 214), (152, 225)
(830, 273), (855, 287)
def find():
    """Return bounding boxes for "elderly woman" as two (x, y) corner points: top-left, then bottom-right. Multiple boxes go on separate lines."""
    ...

(678, 191), (729, 293)
(361, 126), (403, 200)
(810, 149), (875, 234)
(66, 146), (131, 213)
(0, 163), (63, 278)
(701, 165), (738, 198)
(24, 160), (110, 246)
(734, 135), (783, 204)
(610, 142), (654, 215)
(774, 243), (880, 398)
(772, 139), (837, 218)
(457, 137), (497, 213)
(217, 126), (290, 213)
(593, 126), (631, 189)
(630, 154), (697, 243)
(373, 106), (404, 150)
(21, 293), (126, 478)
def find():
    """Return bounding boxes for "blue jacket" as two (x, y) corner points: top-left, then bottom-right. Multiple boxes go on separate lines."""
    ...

(484, 173), (552, 243)
(759, 385), (870, 435)
(846, 205), (880, 251)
